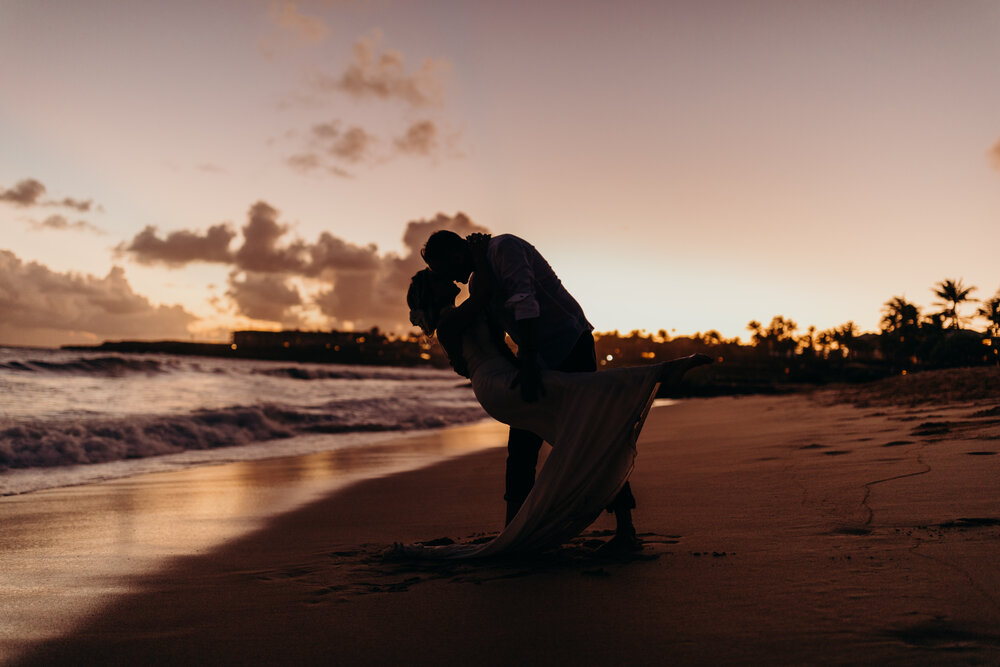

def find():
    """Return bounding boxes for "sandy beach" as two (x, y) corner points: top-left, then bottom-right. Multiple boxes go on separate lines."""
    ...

(3, 388), (1000, 665)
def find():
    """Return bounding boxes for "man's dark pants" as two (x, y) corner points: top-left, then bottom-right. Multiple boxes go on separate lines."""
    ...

(504, 332), (636, 524)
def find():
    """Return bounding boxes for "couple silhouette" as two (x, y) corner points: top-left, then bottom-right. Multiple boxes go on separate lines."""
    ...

(405, 231), (710, 558)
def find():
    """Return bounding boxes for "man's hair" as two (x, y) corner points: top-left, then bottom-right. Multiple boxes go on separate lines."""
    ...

(421, 230), (467, 263)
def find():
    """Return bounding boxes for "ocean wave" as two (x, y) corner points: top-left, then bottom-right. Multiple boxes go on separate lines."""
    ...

(0, 356), (172, 377)
(0, 399), (487, 470)
(251, 366), (438, 381)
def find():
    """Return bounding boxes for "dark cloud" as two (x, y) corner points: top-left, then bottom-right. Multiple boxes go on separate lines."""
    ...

(226, 270), (303, 326)
(0, 179), (46, 206)
(307, 232), (380, 276)
(118, 223), (236, 267)
(234, 201), (308, 273)
(0, 249), (196, 346)
(0, 178), (95, 211)
(29, 215), (105, 235)
(317, 30), (448, 107)
(313, 211), (489, 328)
(394, 120), (438, 156)
(117, 202), (488, 330)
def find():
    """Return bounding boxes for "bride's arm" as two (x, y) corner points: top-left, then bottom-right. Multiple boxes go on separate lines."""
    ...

(438, 253), (492, 333)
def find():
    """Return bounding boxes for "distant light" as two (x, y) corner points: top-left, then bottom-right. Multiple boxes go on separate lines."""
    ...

(606, 354), (614, 362)
(283, 341), (290, 348)
(640, 352), (656, 359)
(901, 370), (907, 375)
(357, 336), (366, 343)
(419, 352), (431, 360)
(230, 343), (237, 350)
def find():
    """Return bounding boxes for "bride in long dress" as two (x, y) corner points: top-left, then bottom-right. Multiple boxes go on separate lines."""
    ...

(404, 269), (711, 558)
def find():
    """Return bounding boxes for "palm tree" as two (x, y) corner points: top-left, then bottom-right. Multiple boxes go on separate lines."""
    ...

(977, 294), (1000, 338)
(746, 320), (763, 346)
(833, 321), (858, 359)
(978, 293), (1000, 367)
(881, 296), (922, 368)
(880, 297), (920, 334)
(932, 278), (977, 330)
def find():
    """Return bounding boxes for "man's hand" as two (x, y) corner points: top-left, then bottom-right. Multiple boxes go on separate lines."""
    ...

(510, 356), (546, 403)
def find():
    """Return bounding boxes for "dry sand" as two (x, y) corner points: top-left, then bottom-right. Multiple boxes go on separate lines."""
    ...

(3, 385), (1000, 665)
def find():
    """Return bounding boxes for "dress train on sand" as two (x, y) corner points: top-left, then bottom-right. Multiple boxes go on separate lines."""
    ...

(403, 317), (665, 558)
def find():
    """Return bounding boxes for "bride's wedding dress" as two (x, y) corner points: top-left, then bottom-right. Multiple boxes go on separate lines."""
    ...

(404, 316), (666, 558)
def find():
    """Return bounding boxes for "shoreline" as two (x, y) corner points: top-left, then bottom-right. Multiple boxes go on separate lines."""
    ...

(0, 421), (494, 497)
(5, 392), (1000, 664)
(0, 419), (510, 663)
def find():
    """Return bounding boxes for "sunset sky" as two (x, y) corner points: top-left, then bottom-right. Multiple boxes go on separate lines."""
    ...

(2, 1), (999, 347)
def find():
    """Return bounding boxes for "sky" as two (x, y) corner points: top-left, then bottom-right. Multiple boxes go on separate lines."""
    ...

(2, 0), (999, 347)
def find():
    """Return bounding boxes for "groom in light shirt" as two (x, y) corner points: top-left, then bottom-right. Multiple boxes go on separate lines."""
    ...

(422, 230), (639, 550)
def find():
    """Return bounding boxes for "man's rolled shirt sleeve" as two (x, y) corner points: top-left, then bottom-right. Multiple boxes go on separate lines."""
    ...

(505, 293), (541, 320)
(486, 234), (592, 369)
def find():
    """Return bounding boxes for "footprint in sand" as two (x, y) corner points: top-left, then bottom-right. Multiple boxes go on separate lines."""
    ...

(912, 421), (951, 436)
(937, 517), (1000, 529)
(966, 451), (996, 456)
(887, 618), (1000, 649)
(822, 450), (851, 456)
(882, 440), (914, 448)
(798, 443), (827, 450)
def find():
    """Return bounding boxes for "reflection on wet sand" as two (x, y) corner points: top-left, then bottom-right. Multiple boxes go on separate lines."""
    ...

(0, 420), (507, 662)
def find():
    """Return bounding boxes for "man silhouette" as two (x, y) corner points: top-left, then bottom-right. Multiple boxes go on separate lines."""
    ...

(422, 230), (638, 548)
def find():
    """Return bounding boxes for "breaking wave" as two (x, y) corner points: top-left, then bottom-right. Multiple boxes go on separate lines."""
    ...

(0, 398), (487, 470)
(251, 366), (435, 381)
(0, 356), (173, 377)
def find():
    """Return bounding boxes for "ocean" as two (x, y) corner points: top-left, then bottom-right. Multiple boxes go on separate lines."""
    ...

(0, 346), (487, 495)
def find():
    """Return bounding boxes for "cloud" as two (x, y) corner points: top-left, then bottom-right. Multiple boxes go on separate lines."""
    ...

(286, 152), (323, 173)
(118, 202), (488, 330)
(234, 201), (309, 273)
(0, 178), (96, 212)
(259, 1), (330, 58)
(299, 121), (376, 165)
(329, 126), (375, 162)
(226, 270), (303, 326)
(317, 30), (448, 107)
(0, 249), (196, 346)
(989, 137), (1000, 171)
(53, 196), (92, 212)
(285, 118), (452, 176)
(29, 215), (105, 235)
(394, 120), (438, 156)
(0, 179), (46, 206)
(307, 232), (380, 275)
(118, 223), (236, 267)
(313, 211), (489, 328)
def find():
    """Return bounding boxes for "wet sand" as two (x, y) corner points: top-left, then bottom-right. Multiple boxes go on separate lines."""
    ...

(4, 391), (1000, 665)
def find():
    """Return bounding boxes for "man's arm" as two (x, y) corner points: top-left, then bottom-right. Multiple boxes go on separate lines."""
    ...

(490, 238), (547, 402)
(509, 316), (545, 402)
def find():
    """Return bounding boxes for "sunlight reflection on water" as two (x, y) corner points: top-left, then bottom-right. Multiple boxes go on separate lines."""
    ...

(0, 420), (509, 662)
